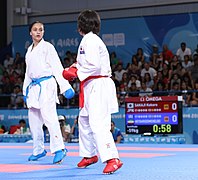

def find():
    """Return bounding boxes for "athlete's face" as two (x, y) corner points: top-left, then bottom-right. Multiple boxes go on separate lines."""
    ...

(30, 23), (44, 43)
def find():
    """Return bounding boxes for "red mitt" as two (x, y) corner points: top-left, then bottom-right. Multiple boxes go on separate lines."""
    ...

(62, 67), (77, 81)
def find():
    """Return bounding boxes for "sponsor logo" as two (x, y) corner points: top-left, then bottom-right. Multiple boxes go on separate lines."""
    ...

(140, 96), (162, 102)
(164, 104), (169, 110)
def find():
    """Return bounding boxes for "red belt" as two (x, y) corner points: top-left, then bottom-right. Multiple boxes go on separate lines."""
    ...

(79, 75), (108, 108)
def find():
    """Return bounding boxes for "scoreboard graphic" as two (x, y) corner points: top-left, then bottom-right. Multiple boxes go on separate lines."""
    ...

(125, 96), (183, 135)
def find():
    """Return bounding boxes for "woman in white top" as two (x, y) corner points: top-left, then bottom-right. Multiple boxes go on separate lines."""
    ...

(23, 21), (74, 164)
(63, 10), (123, 174)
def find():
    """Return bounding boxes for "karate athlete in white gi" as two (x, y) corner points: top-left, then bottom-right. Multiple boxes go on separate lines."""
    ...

(23, 21), (75, 164)
(62, 10), (123, 174)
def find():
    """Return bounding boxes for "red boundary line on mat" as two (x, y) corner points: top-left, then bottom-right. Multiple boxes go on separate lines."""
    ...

(0, 164), (60, 173)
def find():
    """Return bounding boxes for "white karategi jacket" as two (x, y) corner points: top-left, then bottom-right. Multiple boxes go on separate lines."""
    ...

(76, 32), (119, 116)
(76, 32), (119, 162)
(23, 39), (71, 109)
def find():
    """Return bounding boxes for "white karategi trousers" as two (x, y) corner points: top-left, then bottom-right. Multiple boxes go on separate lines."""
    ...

(78, 77), (119, 163)
(27, 77), (65, 155)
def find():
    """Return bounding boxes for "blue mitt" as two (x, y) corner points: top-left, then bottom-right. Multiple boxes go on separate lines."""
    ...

(63, 88), (75, 99)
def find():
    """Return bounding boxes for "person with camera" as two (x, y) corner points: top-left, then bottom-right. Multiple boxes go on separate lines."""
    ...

(58, 115), (71, 143)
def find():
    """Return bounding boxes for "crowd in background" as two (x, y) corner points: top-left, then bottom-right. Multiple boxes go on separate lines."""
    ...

(1, 42), (198, 108)
(111, 42), (198, 107)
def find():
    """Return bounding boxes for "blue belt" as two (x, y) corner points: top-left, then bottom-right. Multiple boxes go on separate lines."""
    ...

(25, 75), (53, 100)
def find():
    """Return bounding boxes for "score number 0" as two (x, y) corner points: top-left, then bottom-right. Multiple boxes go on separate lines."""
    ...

(153, 102), (178, 133)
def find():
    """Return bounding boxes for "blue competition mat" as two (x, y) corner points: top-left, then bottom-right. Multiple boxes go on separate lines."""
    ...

(0, 143), (198, 180)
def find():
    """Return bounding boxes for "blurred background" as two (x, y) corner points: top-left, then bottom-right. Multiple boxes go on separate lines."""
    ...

(1, 0), (198, 144)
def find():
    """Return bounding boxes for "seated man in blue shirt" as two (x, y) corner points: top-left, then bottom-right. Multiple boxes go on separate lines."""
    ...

(111, 121), (124, 143)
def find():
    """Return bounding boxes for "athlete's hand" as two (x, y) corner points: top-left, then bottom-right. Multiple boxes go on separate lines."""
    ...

(62, 67), (77, 81)
(63, 88), (75, 99)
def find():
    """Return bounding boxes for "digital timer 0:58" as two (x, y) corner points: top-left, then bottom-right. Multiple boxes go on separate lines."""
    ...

(153, 124), (172, 133)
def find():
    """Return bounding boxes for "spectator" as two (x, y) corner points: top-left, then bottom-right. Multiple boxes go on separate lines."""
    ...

(0, 125), (6, 134)
(110, 121), (124, 144)
(131, 54), (139, 67)
(182, 72), (194, 89)
(13, 119), (30, 135)
(172, 62), (186, 77)
(170, 55), (179, 72)
(15, 63), (24, 76)
(63, 57), (71, 68)
(141, 62), (157, 81)
(9, 70), (19, 85)
(14, 52), (24, 65)
(170, 73), (181, 91)
(114, 63), (127, 82)
(2, 73), (14, 94)
(139, 81), (153, 97)
(188, 54), (198, 82)
(149, 44), (160, 62)
(127, 63), (141, 78)
(169, 82), (180, 96)
(6, 64), (14, 76)
(135, 48), (145, 68)
(144, 72), (154, 89)
(70, 116), (79, 142)
(162, 44), (174, 63)
(8, 85), (24, 109)
(128, 82), (139, 97)
(162, 62), (172, 84)
(182, 55), (193, 69)
(180, 81), (192, 106)
(149, 52), (162, 70)
(176, 42), (192, 62)
(120, 72), (128, 89)
(3, 53), (14, 68)
(153, 81), (168, 96)
(128, 75), (141, 90)
(154, 71), (164, 89)
(15, 75), (24, 89)
(65, 50), (75, 65)
(191, 80), (198, 106)
(110, 51), (119, 71)
(58, 115), (71, 143)
(192, 44), (198, 56)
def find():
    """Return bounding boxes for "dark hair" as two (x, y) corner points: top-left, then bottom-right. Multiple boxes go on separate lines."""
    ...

(111, 120), (115, 125)
(181, 42), (186, 47)
(29, 21), (44, 32)
(19, 119), (26, 124)
(131, 83), (136, 86)
(14, 85), (20, 89)
(77, 10), (100, 35)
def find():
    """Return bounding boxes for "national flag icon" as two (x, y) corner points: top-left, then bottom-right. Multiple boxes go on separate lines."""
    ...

(80, 46), (85, 54)
(127, 120), (134, 125)
(164, 104), (169, 110)
(164, 116), (169, 122)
